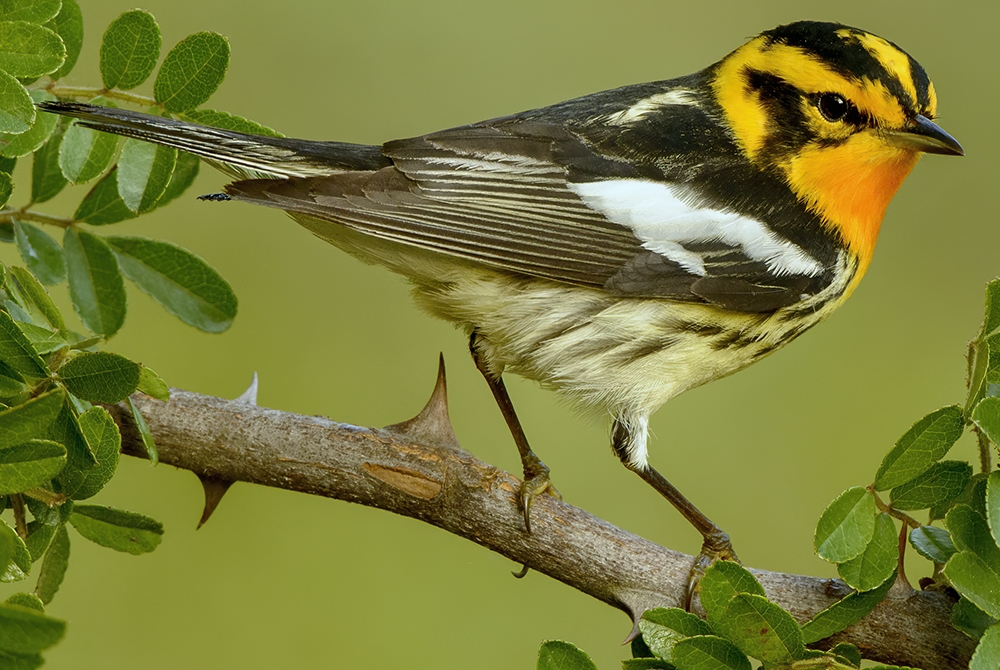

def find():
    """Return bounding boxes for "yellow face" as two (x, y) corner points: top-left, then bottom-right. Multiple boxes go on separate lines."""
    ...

(711, 24), (945, 275)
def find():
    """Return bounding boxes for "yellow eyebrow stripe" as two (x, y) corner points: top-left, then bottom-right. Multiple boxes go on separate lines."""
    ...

(841, 29), (920, 108)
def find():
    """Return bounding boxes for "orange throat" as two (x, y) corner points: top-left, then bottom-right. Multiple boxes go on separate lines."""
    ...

(784, 138), (920, 291)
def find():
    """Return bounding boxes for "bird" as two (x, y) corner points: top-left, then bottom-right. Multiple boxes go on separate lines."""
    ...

(39, 20), (962, 599)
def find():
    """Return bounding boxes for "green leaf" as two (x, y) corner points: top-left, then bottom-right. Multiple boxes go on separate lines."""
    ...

(107, 236), (237, 332)
(973, 398), (1000, 448)
(814, 487), (876, 563)
(945, 551), (1000, 619)
(0, 440), (66, 495)
(621, 659), (672, 670)
(967, 282), (1000, 412)
(14, 224), (66, 287)
(0, 91), (55, 158)
(72, 168), (138, 225)
(59, 111), (119, 184)
(638, 608), (712, 662)
(69, 505), (162, 554)
(671, 636), (751, 670)
(0, 170), (11, 208)
(99, 9), (161, 90)
(953, 596), (998, 641)
(69, 505), (163, 555)
(58, 351), (140, 403)
(890, 460), (972, 511)
(48, 396), (95, 491)
(713, 593), (805, 664)
(0, 0), (61, 23)
(45, 0), (82, 80)
(837, 513), (897, 591)
(909, 525), (956, 563)
(63, 228), (126, 337)
(874, 406), (965, 491)
(117, 139), (176, 212)
(182, 108), (282, 137)
(699, 561), (765, 625)
(153, 31), (230, 113)
(970, 623), (1000, 670)
(6, 266), (65, 330)
(0, 390), (64, 450)
(56, 406), (118, 500)
(0, 22), (65, 78)
(33, 524), (67, 605)
(947, 504), (1000, 568)
(988, 471), (1000, 550)
(0, 602), (64, 653)
(0, 649), (43, 670)
(29, 119), (67, 204)
(0, 519), (29, 582)
(0, 69), (33, 134)
(128, 395), (156, 465)
(149, 150), (198, 211)
(799, 570), (895, 644)
(14, 323), (64, 356)
(0, 312), (49, 379)
(0, 520), (12, 576)
(0, 361), (24, 397)
(24, 522), (53, 564)
(4, 593), (42, 613)
(137, 366), (168, 401)
(536, 641), (597, 670)
(829, 643), (862, 668)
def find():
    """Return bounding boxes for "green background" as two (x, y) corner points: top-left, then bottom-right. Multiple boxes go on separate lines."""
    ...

(1, 0), (995, 667)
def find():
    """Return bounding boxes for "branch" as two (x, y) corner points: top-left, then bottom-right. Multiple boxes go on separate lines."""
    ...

(106, 365), (975, 670)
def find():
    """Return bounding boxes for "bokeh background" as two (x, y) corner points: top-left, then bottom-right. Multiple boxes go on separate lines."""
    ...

(0, 1), (994, 667)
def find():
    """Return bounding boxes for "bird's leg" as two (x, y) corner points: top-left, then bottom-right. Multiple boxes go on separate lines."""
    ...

(611, 420), (739, 609)
(469, 331), (560, 533)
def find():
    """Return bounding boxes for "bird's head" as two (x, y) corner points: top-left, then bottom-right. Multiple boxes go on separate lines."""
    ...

(711, 21), (962, 269)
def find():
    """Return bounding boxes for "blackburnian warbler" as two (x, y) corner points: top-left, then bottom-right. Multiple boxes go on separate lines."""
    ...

(40, 20), (962, 598)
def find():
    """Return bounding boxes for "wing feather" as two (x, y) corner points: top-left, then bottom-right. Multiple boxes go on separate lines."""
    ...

(226, 118), (830, 311)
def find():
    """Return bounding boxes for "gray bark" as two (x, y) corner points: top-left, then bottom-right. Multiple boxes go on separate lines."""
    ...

(108, 375), (975, 670)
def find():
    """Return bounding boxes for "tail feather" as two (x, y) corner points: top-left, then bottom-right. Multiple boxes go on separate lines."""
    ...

(36, 101), (390, 178)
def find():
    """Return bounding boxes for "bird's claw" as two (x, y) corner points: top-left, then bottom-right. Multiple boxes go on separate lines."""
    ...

(519, 454), (561, 534)
(685, 530), (740, 610)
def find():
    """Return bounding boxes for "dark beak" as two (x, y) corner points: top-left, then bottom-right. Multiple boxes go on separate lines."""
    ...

(885, 114), (964, 156)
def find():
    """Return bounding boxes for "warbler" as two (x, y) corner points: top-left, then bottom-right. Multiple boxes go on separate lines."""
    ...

(40, 20), (962, 596)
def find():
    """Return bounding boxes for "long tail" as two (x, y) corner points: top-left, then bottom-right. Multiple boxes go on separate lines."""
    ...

(37, 101), (390, 179)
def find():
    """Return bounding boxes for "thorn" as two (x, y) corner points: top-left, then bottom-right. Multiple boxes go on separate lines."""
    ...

(384, 354), (460, 449)
(197, 193), (231, 201)
(197, 475), (234, 529)
(511, 564), (529, 579)
(622, 617), (642, 645)
(232, 373), (258, 405)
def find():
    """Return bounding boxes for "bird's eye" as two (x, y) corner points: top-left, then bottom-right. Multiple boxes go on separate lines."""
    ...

(817, 93), (850, 122)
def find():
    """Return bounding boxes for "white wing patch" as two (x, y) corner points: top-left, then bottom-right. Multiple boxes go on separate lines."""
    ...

(568, 179), (824, 278)
(605, 89), (701, 126)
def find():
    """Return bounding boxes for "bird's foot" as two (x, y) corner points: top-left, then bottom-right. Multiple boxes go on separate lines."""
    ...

(686, 529), (740, 610)
(519, 453), (561, 533)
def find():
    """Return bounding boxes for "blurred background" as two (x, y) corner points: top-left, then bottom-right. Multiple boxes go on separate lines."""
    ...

(0, 0), (994, 667)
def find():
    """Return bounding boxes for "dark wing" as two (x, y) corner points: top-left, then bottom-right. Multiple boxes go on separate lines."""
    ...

(228, 118), (826, 312)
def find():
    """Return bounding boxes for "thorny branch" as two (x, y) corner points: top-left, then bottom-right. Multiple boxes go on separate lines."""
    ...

(106, 361), (975, 670)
